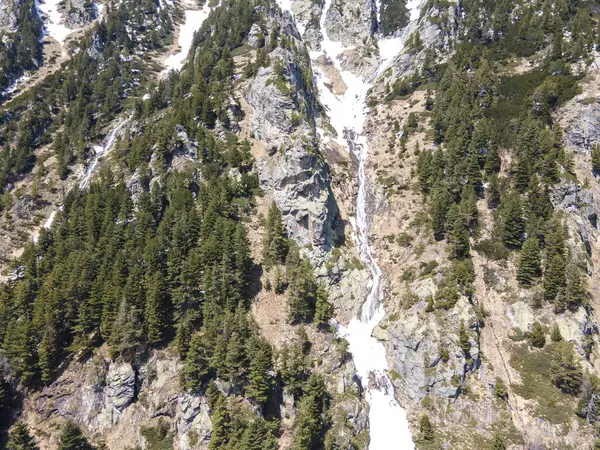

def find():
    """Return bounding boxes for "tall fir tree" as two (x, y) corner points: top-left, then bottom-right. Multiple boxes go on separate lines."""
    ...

(7, 420), (39, 450)
(517, 236), (541, 287)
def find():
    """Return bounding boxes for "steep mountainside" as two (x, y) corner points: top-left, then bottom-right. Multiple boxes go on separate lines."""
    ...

(1, 0), (600, 449)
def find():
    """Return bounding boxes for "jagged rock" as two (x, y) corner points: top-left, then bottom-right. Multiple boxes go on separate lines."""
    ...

(0, 0), (19, 33)
(560, 98), (600, 151)
(373, 325), (389, 341)
(550, 180), (597, 258)
(65, 0), (97, 28)
(290, 0), (323, 50)
(248, 23), (264, 47)
(324, 0), (374, 47)
(177, 394), (212, 450)
(87, 31), (104, 59)
(280, 388), (295, 426)
(245, 22), (339, 253)
(387, 2), (459, 82)
(506, 301), (535, 332)
(386, 296), (480, 402)
(105, 362), (136, 413)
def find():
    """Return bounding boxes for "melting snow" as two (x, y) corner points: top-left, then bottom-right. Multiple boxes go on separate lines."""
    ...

(163, 3), (211, 73)
(35, 0), (72, 43)
(311, 0), (424, 448)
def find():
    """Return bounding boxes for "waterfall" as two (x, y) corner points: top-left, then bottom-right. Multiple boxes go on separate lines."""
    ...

(303, 0), (424, 448)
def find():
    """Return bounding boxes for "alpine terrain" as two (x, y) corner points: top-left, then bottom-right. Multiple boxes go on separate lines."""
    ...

(1, 0), (600, 449)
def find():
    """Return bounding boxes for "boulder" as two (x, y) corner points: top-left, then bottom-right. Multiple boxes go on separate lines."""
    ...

(105, 362), (136, 413)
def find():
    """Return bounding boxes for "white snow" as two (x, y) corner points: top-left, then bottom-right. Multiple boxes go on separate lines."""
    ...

(276, 0), (293, 14)
(35, 0), (72, 43)
(163, 3), (211, 73)
(2, 75), (30, 97)
(312, 0), (424, 448)
(32, 209), (58, 243)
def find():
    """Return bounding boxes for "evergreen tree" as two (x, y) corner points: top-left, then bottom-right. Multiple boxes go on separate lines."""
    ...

(314, 285), (333, 329)
(263, 202), (288, 266)
(530, 321), (546, 348)
(448, 208), (470, 260)
(544, 254), (566, 302)
(500, 192), (524, 248)
(592, 144), (600, 175)
(517, 236), (541, 287)
(551, 342), (583, 394)
(293, 374), (329, 450)
(57, 421), (95, 450)
(551, 323), (563, 342)
(419, 414), (434, 443)
(145, 271), (171, 345)
(184, 333), (210, 391)
(565, 264), (587, 311)
(7, 420), (39, 450)
(245, 336), (273, 407)
(458, 321), (471, 355)
(208, 387), (231, 450)
(430, 182), (451, 240)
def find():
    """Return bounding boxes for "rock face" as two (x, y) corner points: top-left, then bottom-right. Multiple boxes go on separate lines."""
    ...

(560, 99), (600, 151)
(0, 0), (20, 33)
(105, 362), (136, 414)
(323, 0), (374, 47)
(22, 350), (213, 450)
(387, 1), (459, 82)
(245, 8), (340, 254)
(384, 283), (481, 402)
(64, 0), (97, 28)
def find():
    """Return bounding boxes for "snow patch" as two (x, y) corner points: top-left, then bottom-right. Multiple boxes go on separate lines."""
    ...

(35, 0), (72, 43)
(163, 3), (212, 73)
(314, 0), (425, 448)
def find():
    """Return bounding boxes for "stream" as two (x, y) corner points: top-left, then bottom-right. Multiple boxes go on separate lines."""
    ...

(297, 0), (422, 448)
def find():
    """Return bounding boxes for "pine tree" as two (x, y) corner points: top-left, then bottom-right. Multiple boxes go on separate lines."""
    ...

(530, 321), (546, 348)
(458, 321), (471, 355)
(448, 209), (470, 260)
(565, 265), (587, 311)
(208, 388), (231, 450)
(551, 323), (563, 342)
(484, 145), (501, 174)
(500, 192), (524, 248)
(263, 202), (288, 266)
(544, 254), (566, 302)
(430, 182), (451, 240)
(592, 144), (600, 175)
(551, 342), (583, 394)
(145, 271), (171, 345)
(517, 236), (541, 287)
(7, 420), (39, 450)
(419, 414), (434, 443)
(184, 333), (210, 391)
(57, 421), (94, 450)
(245, 336), (273, 407)
(293, 374), (328, 450)
(314, 285), (333, 329)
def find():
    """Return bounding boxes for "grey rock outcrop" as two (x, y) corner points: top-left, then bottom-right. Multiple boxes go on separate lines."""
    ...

(386, 1), (459, 83)
(105, 361), (136, 416)
(560, 98), (600, 151)
(0, 0), (20, 33)
(177, 394), (213, 450)
(323, 0), (374, 47)
(65, 0), (97, 28)
(245, 12), (340, 254)
(385, 287), (480, 402)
